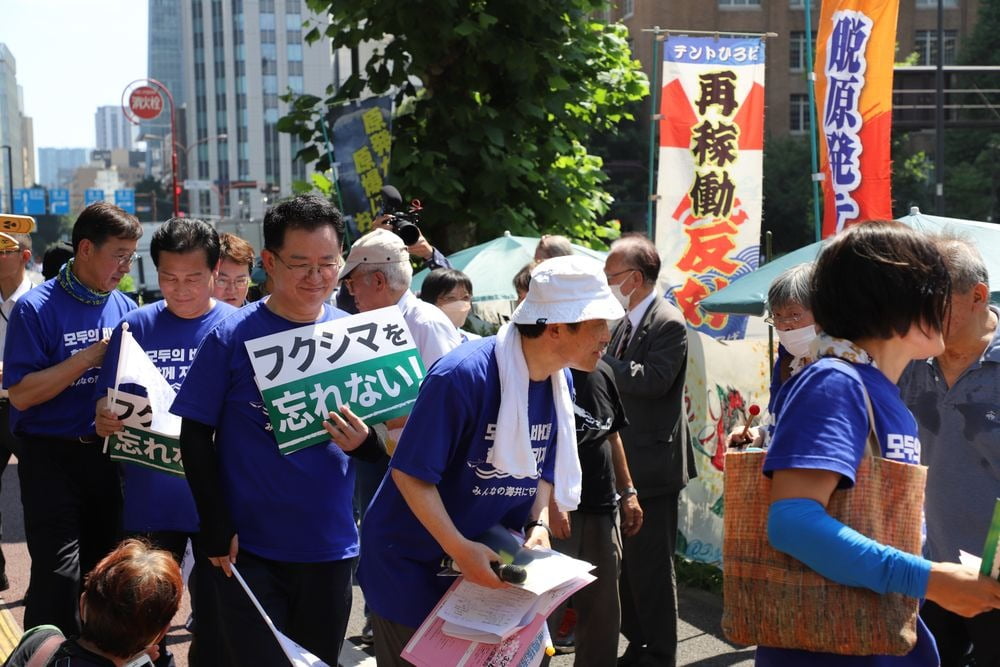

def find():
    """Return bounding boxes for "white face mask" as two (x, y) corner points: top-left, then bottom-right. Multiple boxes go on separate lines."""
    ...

(776, 324), (817, 358)
(439, 300), (471, 328)
(608, 273), (636, 310)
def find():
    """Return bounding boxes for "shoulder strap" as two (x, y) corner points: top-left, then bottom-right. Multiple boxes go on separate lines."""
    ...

(830, 359), (881, 459)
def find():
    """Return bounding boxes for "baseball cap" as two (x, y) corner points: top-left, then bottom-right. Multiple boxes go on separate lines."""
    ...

(510, 255), (625, 325)
(338, 228), (410, 281)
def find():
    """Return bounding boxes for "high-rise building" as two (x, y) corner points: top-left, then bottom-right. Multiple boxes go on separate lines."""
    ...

(38, 148), (90, 189)
(18, 86), (34, 186)
(95, 105), (133, 151)
(145, 0), (187, 140)
(0, 44), (25, 211)
(180, 0), (334, 219)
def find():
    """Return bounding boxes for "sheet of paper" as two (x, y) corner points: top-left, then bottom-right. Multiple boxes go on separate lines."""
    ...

(437, 579), (540, 637)
(516, 548), (594, 595)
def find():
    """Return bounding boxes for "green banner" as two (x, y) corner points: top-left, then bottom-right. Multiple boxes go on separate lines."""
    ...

(108, 425), (185, 477)
(262, 348), (425, 455)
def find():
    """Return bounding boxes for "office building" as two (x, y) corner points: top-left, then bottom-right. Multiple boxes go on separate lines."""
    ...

(180, 0), (335, 219)
(145, 0), (187, 141)
(0, 44), (25, 211)
(95, 105), (133, 151)
(38, 148), (90, 189)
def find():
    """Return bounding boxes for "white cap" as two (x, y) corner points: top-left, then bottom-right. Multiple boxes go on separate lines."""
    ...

(338, 228), (409, 281)
(510, 255), (625, 325)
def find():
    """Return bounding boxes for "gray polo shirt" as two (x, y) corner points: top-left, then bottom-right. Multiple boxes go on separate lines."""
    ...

(898, 306), (1000, 563)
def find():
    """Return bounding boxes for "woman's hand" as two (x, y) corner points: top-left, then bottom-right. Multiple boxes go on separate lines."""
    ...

(926, 562), (1000, 617)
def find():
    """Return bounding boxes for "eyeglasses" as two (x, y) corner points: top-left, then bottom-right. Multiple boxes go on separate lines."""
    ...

(604, 268), (636, 280)
(764, 313), (805, 327)
(112, 252), (139, 266)
(216, 276), (251, 289)
(271, 251), (341, 279)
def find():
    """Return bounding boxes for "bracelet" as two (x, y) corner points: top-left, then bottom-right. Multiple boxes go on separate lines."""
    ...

(524, 520), (550, 536)
(618, 486), (638, 499)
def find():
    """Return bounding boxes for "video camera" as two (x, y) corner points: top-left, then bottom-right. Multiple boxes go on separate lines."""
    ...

(380, 185), (422, 246)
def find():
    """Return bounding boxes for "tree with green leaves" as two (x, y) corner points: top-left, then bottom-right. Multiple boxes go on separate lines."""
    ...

(280, 0), (648, 249)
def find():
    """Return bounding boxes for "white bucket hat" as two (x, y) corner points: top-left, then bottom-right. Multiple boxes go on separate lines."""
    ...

(337, 228), (409, 281)
(510, 255), (625, 325)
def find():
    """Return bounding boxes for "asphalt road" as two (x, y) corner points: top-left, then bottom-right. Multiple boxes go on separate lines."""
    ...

(0, 461), (755, 666)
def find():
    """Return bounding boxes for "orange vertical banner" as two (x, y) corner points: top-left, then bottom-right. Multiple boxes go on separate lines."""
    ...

(814, 0), (899, 237)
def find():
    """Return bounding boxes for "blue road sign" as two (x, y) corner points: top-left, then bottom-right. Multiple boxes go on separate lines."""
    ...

(84, 189), (105, 206)
(13, 188), (45, 215)
(50, 188), (70, 215)
(114, 189), (136, 214)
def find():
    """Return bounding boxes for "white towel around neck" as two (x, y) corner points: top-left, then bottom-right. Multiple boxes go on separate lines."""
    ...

(488, 323), (582, 512)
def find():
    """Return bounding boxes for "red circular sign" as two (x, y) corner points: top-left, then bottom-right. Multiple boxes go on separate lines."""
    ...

(129, 86), (164, 120)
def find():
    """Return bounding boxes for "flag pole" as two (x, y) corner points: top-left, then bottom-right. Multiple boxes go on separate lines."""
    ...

(104, 322), (130, 454)
(804, 0), (823, 241)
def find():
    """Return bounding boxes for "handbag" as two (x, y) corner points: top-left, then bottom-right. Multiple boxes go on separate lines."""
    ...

(721, 377), (926, 656)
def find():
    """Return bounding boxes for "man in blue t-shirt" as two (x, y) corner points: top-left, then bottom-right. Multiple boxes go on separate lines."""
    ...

(93, 218), (235, 667)
(170, 195), (385, 666)
(358, 255), (625, 666)
(3, 202), (141, 635)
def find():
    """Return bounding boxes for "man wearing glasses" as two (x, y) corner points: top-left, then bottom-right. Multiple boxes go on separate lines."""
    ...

(3, 202), (141, 635)
(171, 195), (384, 665)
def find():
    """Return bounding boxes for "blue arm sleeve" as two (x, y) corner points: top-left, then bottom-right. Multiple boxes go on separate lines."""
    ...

(767, 497), (931, 599)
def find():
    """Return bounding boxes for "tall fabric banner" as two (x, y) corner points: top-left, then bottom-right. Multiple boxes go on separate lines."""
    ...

(815, 0), (898, 237)
(330, 96), (393, 239)
(655, 36), (766, 340)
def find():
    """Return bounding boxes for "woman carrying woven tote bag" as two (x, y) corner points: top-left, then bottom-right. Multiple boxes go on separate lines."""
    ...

(746, 222), (1000, 666)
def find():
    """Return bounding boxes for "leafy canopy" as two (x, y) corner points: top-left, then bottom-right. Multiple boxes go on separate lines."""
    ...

(280, 0), (648, 249)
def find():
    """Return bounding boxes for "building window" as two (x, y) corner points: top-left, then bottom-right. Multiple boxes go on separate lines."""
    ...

(789, 31), (816, 72)
(719, 0), (760, 7)
(622, 0), (634, 19)
(788, 0), (816, 8)
(916, 0), (956, 7)
(790, 94), (811, 133)
(915, 29), (957, 66)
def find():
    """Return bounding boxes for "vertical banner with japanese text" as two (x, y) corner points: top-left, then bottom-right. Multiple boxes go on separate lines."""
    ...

(655, 36), (766, 340)
(330, 96), (393, 239)
(245, 307), (426, 455)
(815, 0), (898, 237)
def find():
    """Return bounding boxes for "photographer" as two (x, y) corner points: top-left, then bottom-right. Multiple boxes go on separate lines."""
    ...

(336, 185), (452, 314)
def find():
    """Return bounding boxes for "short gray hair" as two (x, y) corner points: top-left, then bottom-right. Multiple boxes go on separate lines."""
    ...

(356, 260), (413, 292)
(936, 233), (988, 294)
(768, 263), (813, 312)
(536, 235), (573, 260)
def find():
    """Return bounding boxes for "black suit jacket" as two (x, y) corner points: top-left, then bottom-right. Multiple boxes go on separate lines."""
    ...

(603, 294), (696, 498)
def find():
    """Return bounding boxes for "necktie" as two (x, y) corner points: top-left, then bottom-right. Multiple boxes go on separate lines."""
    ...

(615, 319), (633, 359)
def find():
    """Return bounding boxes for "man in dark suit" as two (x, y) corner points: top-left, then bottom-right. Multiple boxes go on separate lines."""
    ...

(602, 234), (696, 667)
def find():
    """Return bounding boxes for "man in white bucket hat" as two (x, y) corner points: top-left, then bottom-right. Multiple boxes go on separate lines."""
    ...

(357, 255), (625, 665)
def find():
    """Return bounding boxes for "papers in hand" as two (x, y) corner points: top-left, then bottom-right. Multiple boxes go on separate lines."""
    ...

(403, 549), (595, 667)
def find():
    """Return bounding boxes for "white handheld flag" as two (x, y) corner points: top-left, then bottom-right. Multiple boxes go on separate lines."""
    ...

(111, 323), (180, 435)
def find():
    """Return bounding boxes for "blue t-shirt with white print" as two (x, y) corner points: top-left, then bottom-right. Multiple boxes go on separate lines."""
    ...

(358, 337), (561, 628)
(95, 299), (236, 534)
(3, 279), (136, 438)
(170, 300), (359, 563)
(758, 358), (938, 667)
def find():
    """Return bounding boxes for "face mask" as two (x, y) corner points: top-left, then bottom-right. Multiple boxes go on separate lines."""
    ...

(776, 324), (817, 358)
(439, 300), (471, 328)
(609, 273), (636, 310)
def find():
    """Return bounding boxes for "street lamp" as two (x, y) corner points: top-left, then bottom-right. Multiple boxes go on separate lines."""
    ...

(138, 132), (228, 213)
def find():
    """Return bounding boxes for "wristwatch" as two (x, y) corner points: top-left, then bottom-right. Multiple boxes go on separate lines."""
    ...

(524, 519), (550, 536)
(618, 486), (638, 499)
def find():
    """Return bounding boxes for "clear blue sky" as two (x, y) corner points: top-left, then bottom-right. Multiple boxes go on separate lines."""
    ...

(3, 0), (148, 150)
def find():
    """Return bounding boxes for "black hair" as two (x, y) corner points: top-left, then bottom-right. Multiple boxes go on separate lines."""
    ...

(71, 202), (142, 252)
(263, 194), (345, 251)
(611, 233), (660, 285)
(419, 268), (473, 305)
(42, 242), (74, 280)
(811, 220), (951, 341)
(512, 262), (534, 295)
(150, 218), (221, 269)
(515, 321), (581, 339)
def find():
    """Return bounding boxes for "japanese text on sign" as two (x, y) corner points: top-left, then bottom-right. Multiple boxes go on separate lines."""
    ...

(104, 389), (184, 477)
(823, 10), (872, 232)
(245, 307), (427, 454)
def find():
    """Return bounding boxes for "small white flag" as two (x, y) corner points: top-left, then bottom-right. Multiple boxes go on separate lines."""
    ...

(112, 323), (180, 435)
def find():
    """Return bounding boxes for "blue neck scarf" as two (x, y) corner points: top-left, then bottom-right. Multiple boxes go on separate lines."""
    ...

(57, 258), (111, 306)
